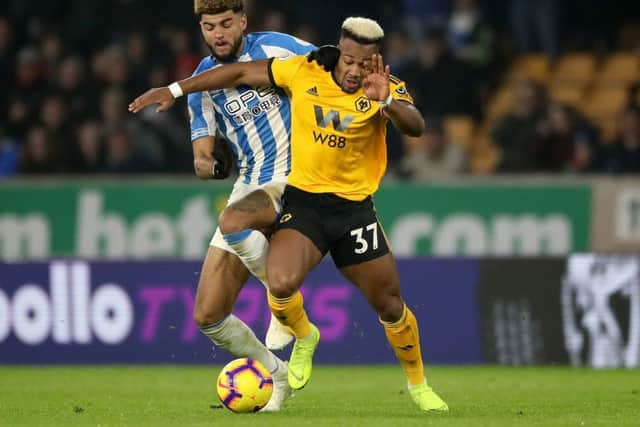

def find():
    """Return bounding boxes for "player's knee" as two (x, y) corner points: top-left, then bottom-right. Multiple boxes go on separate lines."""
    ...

(266, 266), (301, 298)
(218, 208), (245, 235)
(193, 301), (228, 327)
(375, 295), (404, 323)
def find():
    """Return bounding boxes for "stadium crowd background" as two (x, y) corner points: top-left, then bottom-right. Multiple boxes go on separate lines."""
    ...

(1, 0), (639, 179)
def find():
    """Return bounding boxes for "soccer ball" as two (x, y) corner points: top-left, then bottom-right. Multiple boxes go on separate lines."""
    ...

(216, 358), (273, 413)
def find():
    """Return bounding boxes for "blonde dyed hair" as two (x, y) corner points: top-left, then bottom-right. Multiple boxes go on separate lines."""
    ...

(341, 17), (384, 44)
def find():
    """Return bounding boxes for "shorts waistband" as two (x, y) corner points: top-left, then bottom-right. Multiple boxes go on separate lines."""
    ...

(285, 185), (371, 205)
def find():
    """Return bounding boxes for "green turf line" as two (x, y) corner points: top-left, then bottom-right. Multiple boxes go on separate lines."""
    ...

(0, 366), (638, 426)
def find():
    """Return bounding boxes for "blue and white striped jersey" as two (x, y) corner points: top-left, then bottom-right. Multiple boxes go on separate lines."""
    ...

(188, 32), (315, 185)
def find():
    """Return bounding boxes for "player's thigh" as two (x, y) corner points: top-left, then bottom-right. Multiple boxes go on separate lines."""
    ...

(193, 245), (250, 325)
(267, 228), (324, 297)
(266, 186), (329, 296)
(267, 191), (328, 298)
(218, 182), (286, 234)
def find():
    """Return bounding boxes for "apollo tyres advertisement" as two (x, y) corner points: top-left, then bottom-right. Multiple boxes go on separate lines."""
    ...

(3, 256), (638, 367)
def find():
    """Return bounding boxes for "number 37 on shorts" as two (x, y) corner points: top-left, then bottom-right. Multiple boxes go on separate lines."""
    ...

(350, 222), (379, 254)
(334, 219), (390, 267)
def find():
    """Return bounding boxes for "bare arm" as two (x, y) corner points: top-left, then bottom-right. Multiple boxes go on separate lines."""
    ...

(192, 136), (216, 179)
(129, 59), (272, 113)
(192, 135), (235, 180)
(383, 100), (425, 137)
(179, 59), (272, 96)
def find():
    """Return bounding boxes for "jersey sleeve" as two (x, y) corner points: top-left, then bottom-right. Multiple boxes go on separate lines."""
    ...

(389, 76), (414, 105)
(258, 32), (316, 57)
(268, 55), (306, 92)
(188, 91), (216, 142)
(288, 36), (316, 55)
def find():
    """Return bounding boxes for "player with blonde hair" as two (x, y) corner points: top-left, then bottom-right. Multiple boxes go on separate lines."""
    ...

(130, 16), (449, 412)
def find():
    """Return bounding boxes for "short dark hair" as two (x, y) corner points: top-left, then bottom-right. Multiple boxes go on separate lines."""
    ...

(194, 0), (244, 17)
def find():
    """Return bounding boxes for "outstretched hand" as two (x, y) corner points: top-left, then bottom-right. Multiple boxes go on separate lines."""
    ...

(128, 87), (175, 114)
(363, 53), (390, 102)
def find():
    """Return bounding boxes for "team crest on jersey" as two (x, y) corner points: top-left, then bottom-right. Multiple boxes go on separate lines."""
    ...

(355, 96), (371, 113)
(280, 213), (293, 223)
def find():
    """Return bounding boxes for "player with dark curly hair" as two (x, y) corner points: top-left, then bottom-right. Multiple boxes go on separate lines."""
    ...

(164, 0), (318, 412)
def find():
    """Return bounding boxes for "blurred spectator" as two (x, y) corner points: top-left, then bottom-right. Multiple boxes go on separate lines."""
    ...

(383, 30), (414, 77)
(99, 86), (163, 168)
(627, 82), (640, 110)
(598, 107), (640, 173)
(55, 55), (92, 120)
(398, 117), (467, 180)
(6, 97), (31, 139)
(402, 0), (450, 40)
(293, 24), (320, 46)
(139, 99), (191, 172)
(14, 46), (43, 89)
(491, 80), (546, 172)
(9, 47), (45, 137)
(534, 102), (599, 173)
(126, 32), (152, 95)
(69, 119), (104, 174)
(40, 31), (64, 83)
(99, 45), (130, 89)
(39, 94), (71, 168)
(147, 62), (171, 88)
(40, 94), (68, 135)
(0, 17), (15, 104)
(261, 10), (288, 33)
(103, 127), (155, 174)
(447, 0), (494, 68)
(404, 27), (479, 117)
(510, 0), (559, 57)
(168, 28), (200, 81)
(19, 125), (60, 174)
(0, 126), (19, 177)
(146, 64), (185, 165)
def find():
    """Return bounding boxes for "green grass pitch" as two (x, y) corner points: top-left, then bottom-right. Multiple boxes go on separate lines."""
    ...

(1, 366), (638, 426)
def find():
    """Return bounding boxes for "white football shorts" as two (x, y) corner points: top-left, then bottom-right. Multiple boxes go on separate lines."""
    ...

(209, 178), (288, 251)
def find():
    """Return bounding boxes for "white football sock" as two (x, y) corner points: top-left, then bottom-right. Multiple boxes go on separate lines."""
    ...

(223, 230), (269, 287)
(200, 315), (279, 372)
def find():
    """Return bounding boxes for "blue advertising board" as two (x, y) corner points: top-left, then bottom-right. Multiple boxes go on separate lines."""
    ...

(0, 259), (482, 364)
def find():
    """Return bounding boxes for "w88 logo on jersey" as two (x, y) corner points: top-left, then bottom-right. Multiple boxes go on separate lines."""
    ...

(312, 130), (347, 148)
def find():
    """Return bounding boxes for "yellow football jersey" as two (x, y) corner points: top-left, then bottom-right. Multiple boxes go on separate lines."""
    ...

(269, 55), (414, 201)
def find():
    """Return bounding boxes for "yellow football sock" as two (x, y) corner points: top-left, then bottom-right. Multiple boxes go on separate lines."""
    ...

(381, 305), (425, 386)
(267, 291), (311, 339)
